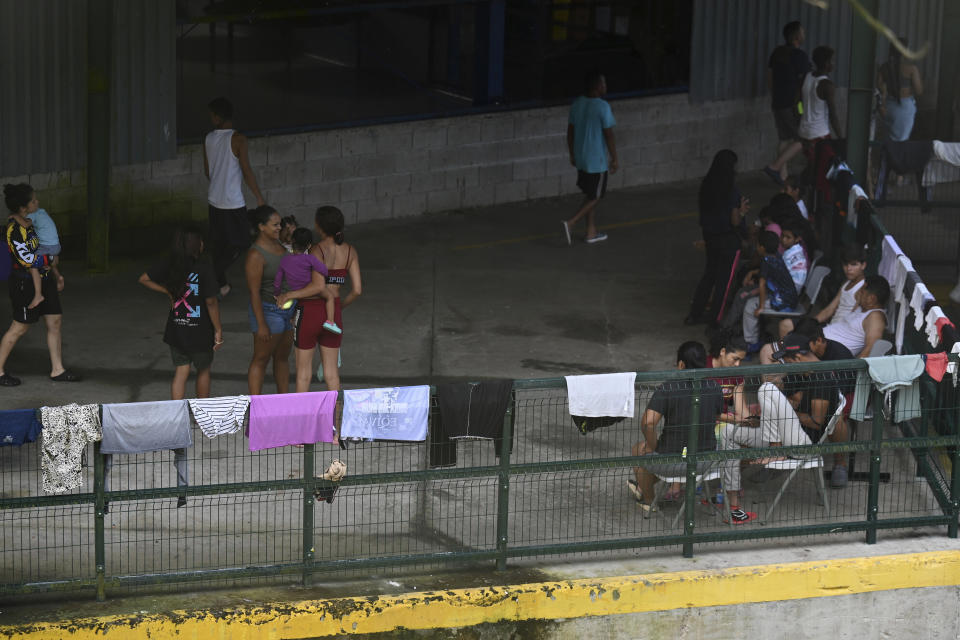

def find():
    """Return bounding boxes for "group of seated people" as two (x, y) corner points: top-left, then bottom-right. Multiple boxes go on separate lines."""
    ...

(628, 235), (892, 524)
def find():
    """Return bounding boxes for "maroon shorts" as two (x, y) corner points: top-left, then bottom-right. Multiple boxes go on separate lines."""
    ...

(293, 297), (343, 350)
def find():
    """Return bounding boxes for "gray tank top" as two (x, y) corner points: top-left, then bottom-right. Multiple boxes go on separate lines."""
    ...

(252, 243), (286, 301)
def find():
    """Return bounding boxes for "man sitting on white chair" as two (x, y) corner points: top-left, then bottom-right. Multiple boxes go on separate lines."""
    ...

(717, 361), (814, 522)
(774, 333), (850, 487)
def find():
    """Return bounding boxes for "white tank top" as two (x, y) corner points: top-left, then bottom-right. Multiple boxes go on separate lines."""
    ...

(797, 73), (831, 140)
(832, 279), (865, 323)
(205, 129), (245, 209)
(823, 307), (885, 355)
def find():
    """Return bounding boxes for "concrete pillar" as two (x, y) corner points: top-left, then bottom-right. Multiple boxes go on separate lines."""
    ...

(845, 0), (878, 183)
(86, 0), (112, 272)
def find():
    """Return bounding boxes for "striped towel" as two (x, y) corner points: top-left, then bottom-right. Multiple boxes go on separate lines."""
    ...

(188, 396), (250, 438)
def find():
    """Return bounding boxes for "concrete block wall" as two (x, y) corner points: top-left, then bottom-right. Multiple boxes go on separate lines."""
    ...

(1, 93), (780, 253)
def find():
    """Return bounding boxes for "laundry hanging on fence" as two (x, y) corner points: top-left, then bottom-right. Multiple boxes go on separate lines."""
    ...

(431, 380), (514, 468)
(188, 396), (249, 438)
(878, 235), (903, 293)
(564, 372), (636, 418)
(0, 409), (41, 446)
(340, 385), (430, 442)
(850, 355), (924, 423)
(911, 283), (934, 332)
(101, 400), (193, 454)
(924, 306), (951, 348)
(891, 254), (915, 353)
(923, 353), (949, 383)
(39, 404), (101, 494)
(248, 391), (337, 450)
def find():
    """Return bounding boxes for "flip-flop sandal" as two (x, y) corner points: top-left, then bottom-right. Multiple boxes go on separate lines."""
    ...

(0, 373), (21, 387)
(50, 370), (81, 382)
(762, 166), (785, 186)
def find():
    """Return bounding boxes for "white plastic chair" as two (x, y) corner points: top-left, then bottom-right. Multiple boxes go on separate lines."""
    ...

(761, 391), (846, 523)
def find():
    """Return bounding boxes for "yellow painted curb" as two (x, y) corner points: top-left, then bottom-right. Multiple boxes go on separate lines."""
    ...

(4, 551), (960, 639)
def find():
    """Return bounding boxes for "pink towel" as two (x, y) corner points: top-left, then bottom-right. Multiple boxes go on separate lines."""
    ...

(248, 391), (337, 451)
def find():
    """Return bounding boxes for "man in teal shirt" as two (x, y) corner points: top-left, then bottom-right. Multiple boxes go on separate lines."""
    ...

(562, 70), (619, 245)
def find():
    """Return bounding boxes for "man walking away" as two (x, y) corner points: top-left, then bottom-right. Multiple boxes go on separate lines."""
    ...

(562, 70), (618, 245)
(763, 21), (810, 185)
(203, 97), (266, 297)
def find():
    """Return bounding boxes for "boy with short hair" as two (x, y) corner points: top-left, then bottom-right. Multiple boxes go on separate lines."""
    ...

(816, 244), (867, 326)
(742, 230), (799, 350)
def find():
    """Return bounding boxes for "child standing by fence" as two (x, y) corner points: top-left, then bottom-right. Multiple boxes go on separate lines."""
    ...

(138, 227), (223, 399)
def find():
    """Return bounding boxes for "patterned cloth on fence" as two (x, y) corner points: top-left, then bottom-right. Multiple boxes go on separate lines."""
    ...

(188, 396), (249, 438)
(341, 386), (430, 442)
(0, 409), (42, 446)
(39, 404), (101, 494)
(248, 391), (337, 450)
(101, 400), (193, 454)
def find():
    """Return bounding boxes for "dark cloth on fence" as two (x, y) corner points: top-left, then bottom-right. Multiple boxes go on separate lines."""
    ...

(571, 415), (626, 434)
(431, 380), (514, 468)
(0, 409), (41, 446)
(884, 140), (933, 174)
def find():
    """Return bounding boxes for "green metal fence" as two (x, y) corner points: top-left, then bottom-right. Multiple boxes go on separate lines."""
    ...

(2, 358), (958, 602)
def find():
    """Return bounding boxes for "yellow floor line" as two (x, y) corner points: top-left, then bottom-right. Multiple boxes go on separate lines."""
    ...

(454, 212), (696, 250)
(5, 550), (960, 639)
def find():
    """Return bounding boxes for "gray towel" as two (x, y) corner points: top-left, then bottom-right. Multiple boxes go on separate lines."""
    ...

(101, 400), (192, 454)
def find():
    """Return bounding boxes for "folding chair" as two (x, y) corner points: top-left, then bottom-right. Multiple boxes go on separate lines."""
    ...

(762, 391), (846, 523)
(759, 265), (830, 320)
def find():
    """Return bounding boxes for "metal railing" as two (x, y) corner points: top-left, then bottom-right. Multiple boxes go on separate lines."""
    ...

(2, 358), (958, 602)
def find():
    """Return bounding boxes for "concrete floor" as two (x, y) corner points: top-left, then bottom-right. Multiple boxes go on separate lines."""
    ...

(0, 176), (955, 603)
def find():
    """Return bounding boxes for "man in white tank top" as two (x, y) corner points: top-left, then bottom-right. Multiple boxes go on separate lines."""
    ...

(202, 97), (265, 297)
(764, 46), (843, 185)
(823, 275), (889, 358)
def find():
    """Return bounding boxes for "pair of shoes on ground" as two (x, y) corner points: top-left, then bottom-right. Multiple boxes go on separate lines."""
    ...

(561, 221), (607, 246)
(0, 370), (80, 386)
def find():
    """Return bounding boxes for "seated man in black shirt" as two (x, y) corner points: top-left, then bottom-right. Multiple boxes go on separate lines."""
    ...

(628, 342), (733, 515)
(774, 332), (849, 488)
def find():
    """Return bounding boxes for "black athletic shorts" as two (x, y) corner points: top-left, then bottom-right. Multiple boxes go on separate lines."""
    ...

(8, 272), (62, 324)
(576, 170), (608, 200)
(772, 106), (801, 141)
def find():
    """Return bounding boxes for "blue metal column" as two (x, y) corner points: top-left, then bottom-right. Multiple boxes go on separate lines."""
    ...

(474, 0), (505, 105)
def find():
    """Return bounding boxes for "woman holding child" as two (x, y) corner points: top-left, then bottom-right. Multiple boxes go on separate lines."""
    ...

(278, 206), (362, 394)
(0, 183), (79, 386)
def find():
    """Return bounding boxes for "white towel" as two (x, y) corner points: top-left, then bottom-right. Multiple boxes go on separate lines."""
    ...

(564, 372), (636, 418)
(925, 306), (949, 348)
(878, 235), (902, 290)
(911, 283), (934, 331)
(846, 184), (866, 228)
(892, 255), (914, 353)
(933, 141), (960, 166)
(189, 396), (250, 438)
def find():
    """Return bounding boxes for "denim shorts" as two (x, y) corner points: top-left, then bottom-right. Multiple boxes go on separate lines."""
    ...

(248, 302), (294, 334)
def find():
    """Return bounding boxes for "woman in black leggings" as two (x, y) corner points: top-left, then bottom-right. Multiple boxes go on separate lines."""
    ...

(686, 150), (750, 327)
